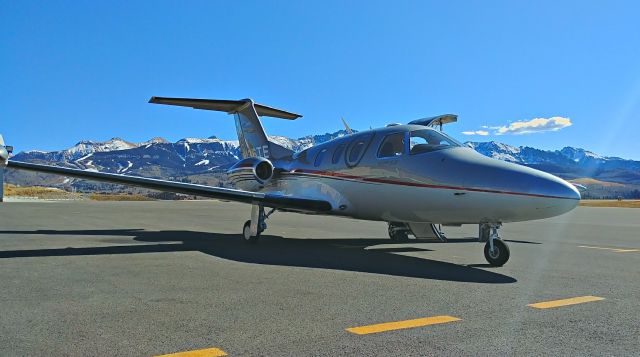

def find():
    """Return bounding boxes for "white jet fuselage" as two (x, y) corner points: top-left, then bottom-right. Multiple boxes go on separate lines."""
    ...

(237, 125), (581, 224)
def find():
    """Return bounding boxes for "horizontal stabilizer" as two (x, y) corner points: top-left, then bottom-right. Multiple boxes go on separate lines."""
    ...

(149, 97), (302, 120)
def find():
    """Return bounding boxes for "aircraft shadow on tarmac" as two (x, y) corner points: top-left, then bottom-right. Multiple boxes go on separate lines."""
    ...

(447, 237), (541, 245)
(0, 229), (516, 284)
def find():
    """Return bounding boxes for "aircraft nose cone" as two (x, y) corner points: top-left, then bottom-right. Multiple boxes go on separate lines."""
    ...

(538, 174), (581, 200)
(559, 179), (581, 200)
(448, 149), (581, 201)
(527, 173), (581, 218)
(439, 148), (582, 220)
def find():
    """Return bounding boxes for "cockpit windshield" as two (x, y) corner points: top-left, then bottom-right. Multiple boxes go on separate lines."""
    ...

(409, 129), (461, 155)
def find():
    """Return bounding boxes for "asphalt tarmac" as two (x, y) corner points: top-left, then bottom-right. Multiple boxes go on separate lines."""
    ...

(0, 201), (638, 356)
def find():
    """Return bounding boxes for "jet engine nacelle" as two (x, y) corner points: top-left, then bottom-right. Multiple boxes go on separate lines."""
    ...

(227, 157), (274, 191)
(0, 146), (8, 167)
(0, 140), (12, 167)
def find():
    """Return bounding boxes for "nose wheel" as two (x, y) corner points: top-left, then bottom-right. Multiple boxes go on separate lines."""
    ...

(482, 223), (510, 266)
(484, 239), (509, 266)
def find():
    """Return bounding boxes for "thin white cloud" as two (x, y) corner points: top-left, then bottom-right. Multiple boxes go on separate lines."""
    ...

(461, 130), (490, 136)
(463, 116), (572, 136)
(495, 116), (572, 135)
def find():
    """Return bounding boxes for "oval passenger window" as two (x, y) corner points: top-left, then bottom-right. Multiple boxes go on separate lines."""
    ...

(349, 142), (365, 163)
(332, 144), (345, 164)
(314, 148), (328, 167)
(345, 134), (373, 167)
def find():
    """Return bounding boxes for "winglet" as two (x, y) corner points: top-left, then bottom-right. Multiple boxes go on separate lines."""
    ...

(408, 114), (458, 130)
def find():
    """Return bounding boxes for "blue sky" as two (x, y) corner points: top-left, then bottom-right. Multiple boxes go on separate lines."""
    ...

(2, 1), (639, 159)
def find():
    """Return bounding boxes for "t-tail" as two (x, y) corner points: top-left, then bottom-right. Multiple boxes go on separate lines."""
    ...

(149, 97), (302, 160)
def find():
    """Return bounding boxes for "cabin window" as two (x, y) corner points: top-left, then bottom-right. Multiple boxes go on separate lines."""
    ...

(349, 142), (365, 162)
(314, 148), (328, 167)
(332, 144), (346, 164)
(345, 134), (373, 167)
(409, 129), (461, 155)
(377, 132), (405, 158)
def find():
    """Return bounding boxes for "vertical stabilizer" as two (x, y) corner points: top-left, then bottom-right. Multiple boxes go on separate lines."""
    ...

(233, 101), (296, 160)
(233, 100), (271, 159)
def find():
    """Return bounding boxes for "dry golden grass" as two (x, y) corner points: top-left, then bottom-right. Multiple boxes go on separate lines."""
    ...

(89, 193), (153, 201)
(579, 200), (640, 208)
(570, 178), (625, 187)
(4, 184), (80, 199)
(4, 184), (152, 201)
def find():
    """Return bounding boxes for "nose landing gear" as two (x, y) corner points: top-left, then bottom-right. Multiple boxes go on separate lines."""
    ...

(481, 223), (510, 266)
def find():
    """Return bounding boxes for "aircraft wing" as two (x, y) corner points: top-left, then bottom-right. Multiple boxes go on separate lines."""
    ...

(6, 161), (332, 212)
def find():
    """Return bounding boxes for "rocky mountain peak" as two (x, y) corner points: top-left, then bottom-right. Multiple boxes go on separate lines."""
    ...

(559, 146), (603, 162)
(140, 137), (169, 145)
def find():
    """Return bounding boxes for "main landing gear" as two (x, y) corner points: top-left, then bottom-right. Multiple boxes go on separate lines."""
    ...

(481, 223), (510, 266)
(388, 222), (410, 242)
(387, 222), (447, 242)
(242, 205), (276, 243)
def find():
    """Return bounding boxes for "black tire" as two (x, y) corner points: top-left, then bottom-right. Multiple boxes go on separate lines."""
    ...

(484, 239), (510, 266)
(388, 224), (409, 242)
(243, 220), (260, 243)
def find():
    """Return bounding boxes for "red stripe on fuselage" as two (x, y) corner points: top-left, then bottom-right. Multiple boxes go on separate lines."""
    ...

(288, 169), (576, 200)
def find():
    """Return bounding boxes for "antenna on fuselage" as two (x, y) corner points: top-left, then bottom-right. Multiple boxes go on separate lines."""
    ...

(341, 117), (353, 135)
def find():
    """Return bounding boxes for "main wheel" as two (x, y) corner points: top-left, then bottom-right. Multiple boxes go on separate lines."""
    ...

(388, 223), (409, 242)
(243, 220), (260, 243)
(484, 239), (510, 266)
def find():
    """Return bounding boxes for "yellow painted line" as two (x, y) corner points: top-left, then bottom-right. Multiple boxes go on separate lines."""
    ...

(528, 295), (604, 309)
(346, 315), (461, 335)
(154, 347), (227, 357)
(579, 245), (639, 253)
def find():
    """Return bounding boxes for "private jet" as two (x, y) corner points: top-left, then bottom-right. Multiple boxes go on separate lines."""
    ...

(0, 97), (581, 266)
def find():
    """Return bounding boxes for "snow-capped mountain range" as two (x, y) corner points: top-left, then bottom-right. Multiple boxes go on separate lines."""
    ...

(7, 130), (640, 189)
(467, 141), (640, 184)
(6, 131), (350, 188)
